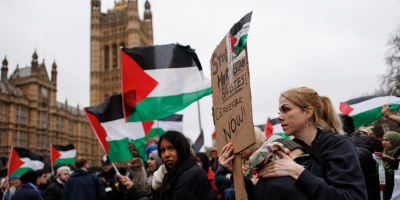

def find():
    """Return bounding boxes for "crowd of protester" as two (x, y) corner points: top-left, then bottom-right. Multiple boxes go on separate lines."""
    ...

(2, 87), (400, 200)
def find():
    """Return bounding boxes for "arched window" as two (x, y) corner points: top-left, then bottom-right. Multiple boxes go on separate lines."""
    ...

(104, 46), (110, 70)
(112, 44), (118, 68)
(104, 94), (110, 102)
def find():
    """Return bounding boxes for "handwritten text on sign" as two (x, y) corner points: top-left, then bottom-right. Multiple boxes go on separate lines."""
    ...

(211, 36), (255, 154)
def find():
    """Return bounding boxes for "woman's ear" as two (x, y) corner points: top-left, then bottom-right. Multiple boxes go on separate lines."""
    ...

(305, 107), (314, 119)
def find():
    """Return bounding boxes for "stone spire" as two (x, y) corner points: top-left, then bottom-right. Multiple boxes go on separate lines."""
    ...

(144, 0), (152, 21)
(31, 49), (39, 72)
(1, 55), (8, 81)
(51, 60), (57, 84)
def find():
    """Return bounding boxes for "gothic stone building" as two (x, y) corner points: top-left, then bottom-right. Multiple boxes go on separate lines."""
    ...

(90, 0), (153, 106)
(0, 52), (102, 169)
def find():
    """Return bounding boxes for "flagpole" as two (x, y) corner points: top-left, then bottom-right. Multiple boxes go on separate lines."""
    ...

(387, 86), (397, 105)
(50, 144), (54, 173)
(6, 146), (13, 183)
(111, 163), (121, 176)
(197, 101), (202, 133)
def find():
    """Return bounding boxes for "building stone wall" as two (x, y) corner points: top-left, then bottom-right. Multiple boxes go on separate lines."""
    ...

(0, 52), (103, 169)
(90, 0), (153, 106)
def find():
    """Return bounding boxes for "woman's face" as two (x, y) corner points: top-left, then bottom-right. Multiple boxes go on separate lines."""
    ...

(278, 97), (308, 136)
(160, 139), (178, 169)
(383, 137), (393, 150)
(148, 154), (157, 173)
(240, 148), (252, 160)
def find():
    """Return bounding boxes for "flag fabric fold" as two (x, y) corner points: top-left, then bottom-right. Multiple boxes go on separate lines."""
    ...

(121, 44), (211, 123)
(146, 114), (183, 138)
(228, 11), (252, 59)
(193, 130), (204, 152)
(84, 94), (150, 163)
(51, 144), (76, 166)
(340, 95), (400, 128)
(8, 147), (44, 177)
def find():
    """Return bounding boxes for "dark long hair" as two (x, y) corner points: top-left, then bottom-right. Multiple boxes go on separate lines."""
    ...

(196, 152), (209, 173)
(210, 150), (219, 172)
(156, 131), (192, 200)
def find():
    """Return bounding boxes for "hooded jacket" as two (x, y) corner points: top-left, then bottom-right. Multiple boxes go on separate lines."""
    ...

(11, 184), (44, 200)
(156, 155), (216, 200)
(242, 129), (367, 200)
(62, 169), (106, 200)
(349, 131), (380, 200)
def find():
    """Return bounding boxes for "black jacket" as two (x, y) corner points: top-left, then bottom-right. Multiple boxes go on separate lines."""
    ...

(62, 169), (107, 200)
(244, 130), (367, 200)
(98, 169), (125, 200)
(349, 131), (380, 200)
(12, 184), (45, 200)
(123, 185), (148, 200)
(157, 155), (216, 200)
(46, 180), (64, 200)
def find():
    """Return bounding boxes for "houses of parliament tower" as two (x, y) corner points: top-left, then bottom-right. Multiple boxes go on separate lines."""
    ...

(90, 0), (153, 106)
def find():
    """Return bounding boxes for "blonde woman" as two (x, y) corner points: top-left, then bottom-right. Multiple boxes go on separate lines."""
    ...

(219, 87), (367, 200)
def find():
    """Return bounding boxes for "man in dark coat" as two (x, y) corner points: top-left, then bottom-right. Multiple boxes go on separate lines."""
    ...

(98, 155), (125, 200)
(12, 171), (46, 200)
(340, 114), (380, 200)
(62, 157), (106, 200)
(46, 166), (70, 200)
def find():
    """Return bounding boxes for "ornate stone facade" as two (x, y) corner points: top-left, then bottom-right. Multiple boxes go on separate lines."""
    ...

(90, 0), (153, 106)
(0, 52), (103, 168)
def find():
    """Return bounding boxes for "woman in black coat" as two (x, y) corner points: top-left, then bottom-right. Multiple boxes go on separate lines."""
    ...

(12, 171), (46, 200)
(155, 131), (216, 200)
(219, 87), (367, 200)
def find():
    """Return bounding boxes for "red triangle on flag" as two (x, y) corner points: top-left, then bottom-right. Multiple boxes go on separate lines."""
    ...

(51, 145), (62, 165)
(142, 121), (155, 136)
(340, 102), (354, 115)
(265, 119), (273, 138)
(8, 148), (25, 177)
(121, 50), (159, 122)
(212, 131), (216, 140)
(84, 108), (110, 154)
(229, 34), (238, 53)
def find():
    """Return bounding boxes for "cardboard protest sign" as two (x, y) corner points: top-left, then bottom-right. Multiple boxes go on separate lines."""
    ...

(211, 12), (255, 155)
(210, 11), (254, 200)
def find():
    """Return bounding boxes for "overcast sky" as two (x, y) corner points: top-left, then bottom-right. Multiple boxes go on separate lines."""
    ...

(1, 0), (400, 149)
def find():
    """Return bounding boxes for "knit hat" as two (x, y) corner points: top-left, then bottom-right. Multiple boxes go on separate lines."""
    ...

(249, 135), (302, 171)
(20, 171), (39, 184)
(8, 176), (19, 181)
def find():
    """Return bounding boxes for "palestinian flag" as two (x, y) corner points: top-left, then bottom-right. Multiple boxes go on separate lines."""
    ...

(85, 94), (153, 162)
(146, 114), (183, 138)
(8, 147), (44, 177)
(121, 44), (211, 123)
(212, 131), (216, 140)
(51, 144), (76, 166)
(265, 118), (290, 140)
(193, 130), (204, 152)
(340, 95), (400, 128)
(227, 11), (252, 60)
(397, 82), (400, 90)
